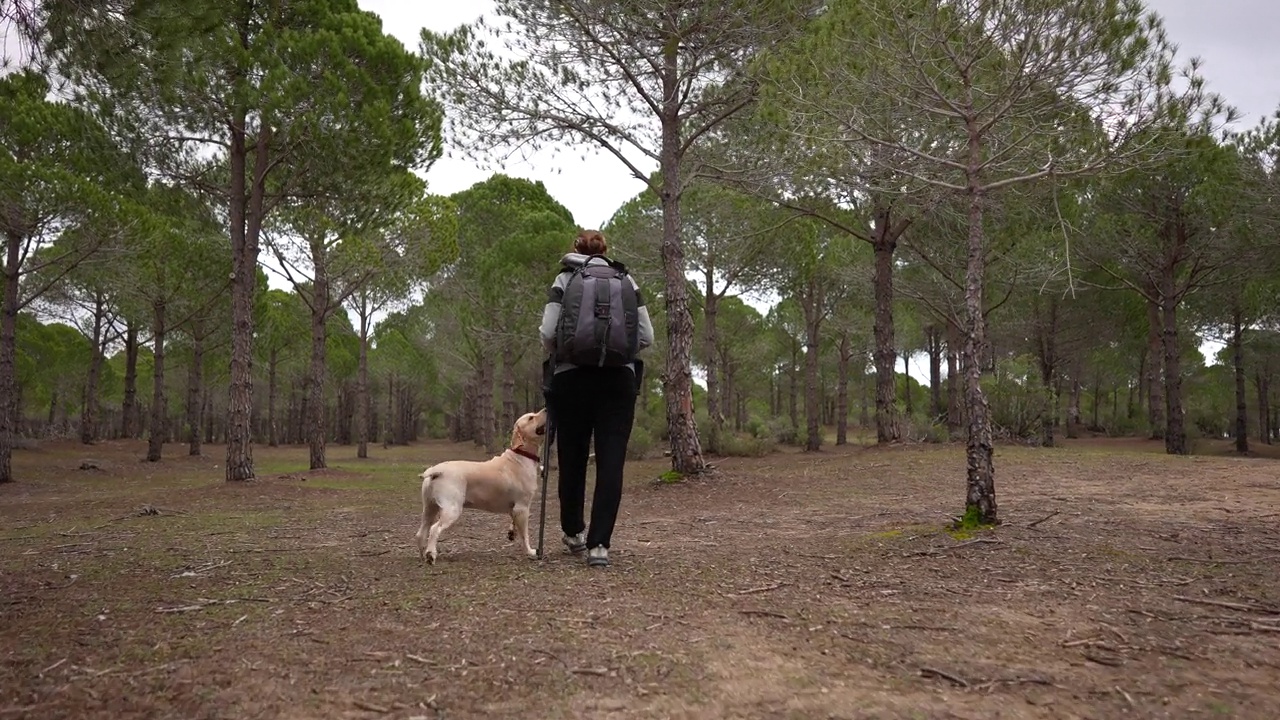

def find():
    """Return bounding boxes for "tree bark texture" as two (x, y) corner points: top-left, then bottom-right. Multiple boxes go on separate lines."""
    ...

(147, 301), (167, 463)
(871, 218), (898, 443)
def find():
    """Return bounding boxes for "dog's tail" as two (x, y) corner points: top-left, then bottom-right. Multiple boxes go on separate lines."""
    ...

(416, 469), (442, 560)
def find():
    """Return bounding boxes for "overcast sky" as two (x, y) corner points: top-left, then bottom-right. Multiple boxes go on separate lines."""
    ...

(365, 0), (1280, 230)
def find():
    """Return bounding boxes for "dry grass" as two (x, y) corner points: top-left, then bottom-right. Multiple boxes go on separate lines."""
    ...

(2, 435), (1279, 719)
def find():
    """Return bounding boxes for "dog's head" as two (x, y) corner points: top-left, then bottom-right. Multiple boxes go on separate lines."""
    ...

(510, 408), (548, 450)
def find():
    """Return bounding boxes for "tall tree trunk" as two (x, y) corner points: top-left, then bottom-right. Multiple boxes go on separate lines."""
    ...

(147, 301), (167, 463)
(267, 349), (279, 447)
(80, 293), (106, 445)
(1232, 304), (1248, 454)
(871, 219), (899, 443)
(928, 326), (943, 421)
(187, 332), (205, 456)
(702, 265), (723, 453)
(500, 345), (517, 435)
(308, 304), (328, 470)
(901, 353), (913, 416)
(1066, 374), (1082, 439)
(946, 319), (962, 438)
(0, 229), (21, 482)
(1033, 296), (1058, 447)
(657, 45), (704, 475)
(961, 127), (997, 526)
(788, 340), (799, 434)
(1144, 296), (1164, 440)
(802, 287), (823, 452)
(225, 112), (269, 482)
(1257, 373), (1271, 445)
(121, 323), (140, 438)
(356, 303), (370, 459)
(1131, 346), (1145, 420)
(836, 334), (851, 445)
(475, 364), (495, 452)
(1160, 293), (1186, 455)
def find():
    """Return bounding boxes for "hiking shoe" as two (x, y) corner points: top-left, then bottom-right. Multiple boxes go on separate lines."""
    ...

(587, 546), (609, 568)
(562, 532), (586, 554)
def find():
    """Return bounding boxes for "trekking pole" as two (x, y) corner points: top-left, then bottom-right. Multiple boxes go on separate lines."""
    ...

(536, 412), (554, 560)
(536, 355), (555, 560)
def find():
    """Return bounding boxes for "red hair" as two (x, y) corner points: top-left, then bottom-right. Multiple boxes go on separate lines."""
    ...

(573, 229), (607, 256)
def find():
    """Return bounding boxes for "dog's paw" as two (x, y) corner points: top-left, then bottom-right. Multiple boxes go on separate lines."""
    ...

(426, 551), (438, 565)
(507, 528), (516, 542)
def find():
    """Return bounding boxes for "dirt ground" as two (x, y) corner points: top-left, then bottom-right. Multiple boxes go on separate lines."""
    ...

(2, 434), (1279, 720)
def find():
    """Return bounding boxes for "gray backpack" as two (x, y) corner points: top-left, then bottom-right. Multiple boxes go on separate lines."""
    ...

(554, 256), (640, 367)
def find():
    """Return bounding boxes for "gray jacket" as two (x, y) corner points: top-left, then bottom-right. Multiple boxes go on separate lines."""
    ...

(539, 253), (655, 374)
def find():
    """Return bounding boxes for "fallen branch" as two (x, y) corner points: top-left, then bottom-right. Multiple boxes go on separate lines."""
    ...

(919, 666), (969, 687)
(1026, 511), (1060, 528)
(1082, 651), (1125, 667)
(906, 537), (1001, 557)
(739, 610), (789, 620)
(352, 699), (389, 713)
(1167, 555), (1279, 565)
(569, 667), (610, 676)
(1173, 595), (1279, 615)
(726, 581), (786, 597)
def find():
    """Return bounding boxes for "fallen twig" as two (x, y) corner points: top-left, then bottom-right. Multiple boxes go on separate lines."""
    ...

(727, 581), (786, 597)
(919, 666), (969, 687)
(1082, 651), (1125, 667)
(405, 654), (434, 666)
(906, 537), (1001, 557)
(1169, 554), (1280, 565)
(355, 549), (391, 557)
(1061, 636), (1103, 648)
(569, 667), (610, 676)
(1173, 595), (1279, 614)
(352, 699), (389, 713)
(1250, 623), (1280, 633)
(39, 658), (67, 675)
(1026, 511), (1060, 528)
(1115, 686), (1135, 708)
(739, 610), (789, 620)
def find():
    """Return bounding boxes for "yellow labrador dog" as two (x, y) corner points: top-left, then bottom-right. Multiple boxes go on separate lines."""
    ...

(415, 409), (547, 564)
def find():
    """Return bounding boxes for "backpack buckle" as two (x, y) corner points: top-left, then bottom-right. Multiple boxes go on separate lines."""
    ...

(593, 302), (610, 319)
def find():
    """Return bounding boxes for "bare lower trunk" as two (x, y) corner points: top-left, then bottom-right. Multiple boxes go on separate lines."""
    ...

(1257, 373), (1271, 445)
(946, 320), (962, 437)
(703, 273), (723, 453)
(475, 363), (495, 452)
(80, 295), (106, 445)
(267, 349), (278, 447)
(788, 340), (799, 434)
(0, 230), (21, 483)
(657, 42), (705, 475)
(308, 305), (328, 470)
(147, 302), (167, 463)
(902, 353), (912, 417)
(871, 227), (898, 443)
(928, 326), (943, 421)
(1160, 294), (1186, 455)
(187, 333), (205, 456)
(803, 290), (823, 452)
(836, 334), (850, 445)
(1232, 305), (1248, 455)
(1145, 297), (1164, 440)
(356, 306), (370, 459)
(225, 113), (269, 482)
(500, 345), (516, 434)
(961, 133), (997, 526)
(1066, 375), (1081, 439)
(121, 324), (140, 438)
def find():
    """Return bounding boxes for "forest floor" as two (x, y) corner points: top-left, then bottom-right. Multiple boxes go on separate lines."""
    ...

(2, 434), (1279, 719)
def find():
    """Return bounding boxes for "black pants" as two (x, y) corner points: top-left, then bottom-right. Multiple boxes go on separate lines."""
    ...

(549, 365), (637, 549)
